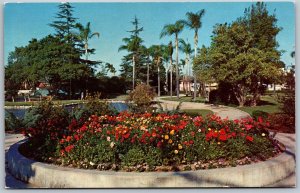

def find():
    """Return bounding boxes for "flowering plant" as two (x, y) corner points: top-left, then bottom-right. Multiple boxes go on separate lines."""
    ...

(48, 112), (280, 171)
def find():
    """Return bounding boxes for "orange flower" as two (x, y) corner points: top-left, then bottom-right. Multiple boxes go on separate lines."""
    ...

(170, 130), (175, 135)
(164, 135), (169, 140)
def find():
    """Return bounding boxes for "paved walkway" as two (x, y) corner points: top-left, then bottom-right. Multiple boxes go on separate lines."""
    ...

(5, 133), (36, 189)
(156, 97), (250, 120)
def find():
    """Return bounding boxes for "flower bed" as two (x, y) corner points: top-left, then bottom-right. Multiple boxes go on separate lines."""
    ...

(20, 112), (282, 172)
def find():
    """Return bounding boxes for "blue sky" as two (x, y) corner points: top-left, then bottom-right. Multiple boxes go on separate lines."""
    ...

(4, 2), (295, 75)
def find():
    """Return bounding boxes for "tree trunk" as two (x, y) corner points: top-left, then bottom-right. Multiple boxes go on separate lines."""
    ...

(185, 55), (188, 96)
(147, 62), (150, 86)
(175, 35), (179, 99)
(233, 85), (247, 107)
(170, 57), (173, 97)
(132, 55), (135, 90)
(193, 32), (198, 101)
(166, 62), (168, 93)
(157, 62), (160, 97)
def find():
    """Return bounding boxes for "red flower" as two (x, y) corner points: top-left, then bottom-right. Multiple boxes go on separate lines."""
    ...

(190, 131), (195, 137)
(245, 124), (253, 130)
(219, 129), (226, 135)
(65, 145), (74, 153)
(189, 140), (194, 145)
(74, 134), (80, 141)
(157, 141), (162, 148)
(231, 132), (236, 137)
(246, 136), (254, 142)
(66, 136), (72, 142)
(258, 116), (263, 123)
(219, 135), (227, 141)
(123, 133), (130, 139)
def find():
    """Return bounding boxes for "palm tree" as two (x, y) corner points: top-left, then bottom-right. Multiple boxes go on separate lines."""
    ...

(105, 63), (116, 76)
(141, 46), (151, 86)
(179, 39), (192, 95)
(76, 22), (100, 62)
(118, 36), (143, 90)
(160, 21), (184, 98)
(161, 41), (174, 96)
(180, 9), (205, 101)
(149, 45), (164, 97)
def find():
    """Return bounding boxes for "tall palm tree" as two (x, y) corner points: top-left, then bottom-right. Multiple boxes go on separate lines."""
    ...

(118, 36), (143, 90)
(180, 9), (205, 101)
(179, 39), (192, 95)
(160, 21), (184, 98)
(162, 41), (174, 96)
(76, 22), (100, 62)
(149, 45), (164, 97)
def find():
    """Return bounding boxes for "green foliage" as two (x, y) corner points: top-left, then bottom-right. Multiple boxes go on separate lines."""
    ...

(71, 93), (117, 120)
(252, 110), (269, 120)
(5, 110), (23, 132)
(23, 99), (69, 129)
(127, 83), (156, 113)
(121, 146), (145, 167)
(194, 3), (282, 107)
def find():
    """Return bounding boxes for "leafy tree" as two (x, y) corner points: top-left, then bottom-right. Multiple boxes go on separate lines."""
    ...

(160, 21), (184, 98)
(180, 9), (206, 100)
(49, 2), (78, 43)
(202, 20), (282, 106)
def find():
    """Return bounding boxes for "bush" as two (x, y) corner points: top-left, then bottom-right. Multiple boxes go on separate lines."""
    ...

(71, 93), (117, 121)
(278, 90), (295, 117)
(267, 113), (295, 133)
(21, 99), (70, 159)
(127, 83), (156, 113)
(5, 110), (23, 133)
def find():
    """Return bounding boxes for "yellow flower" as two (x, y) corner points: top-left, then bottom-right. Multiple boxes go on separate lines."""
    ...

(170, 130), (175, 135)
(164, 135), (169, 140)
(174, 150), (179, 154)
(262, 133), (266, 137)
(208, 128), (211, 131)
(168, 139), (173, 144)
(217, 142), (221, 145)
(178, 144), (183, 149)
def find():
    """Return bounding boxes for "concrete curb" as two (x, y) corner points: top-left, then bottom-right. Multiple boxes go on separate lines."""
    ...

(7, 139), (295, 188)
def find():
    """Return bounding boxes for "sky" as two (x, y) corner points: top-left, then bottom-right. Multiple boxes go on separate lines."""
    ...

(4, 1), (295, 75)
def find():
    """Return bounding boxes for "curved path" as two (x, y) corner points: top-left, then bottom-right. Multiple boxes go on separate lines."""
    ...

(155, 97), (250, 120)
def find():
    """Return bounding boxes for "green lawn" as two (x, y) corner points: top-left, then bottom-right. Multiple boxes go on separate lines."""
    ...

(237, 95), (281, 115)
(161, 96), (207, 103)
(5, 100), (85, 106)
(180, 109), (214, 117)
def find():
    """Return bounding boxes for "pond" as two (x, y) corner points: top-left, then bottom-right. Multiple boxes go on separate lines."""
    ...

(5, 102), (129, 119)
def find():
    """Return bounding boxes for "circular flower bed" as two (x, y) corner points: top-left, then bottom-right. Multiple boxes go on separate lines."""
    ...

(20, 112), (283, 172)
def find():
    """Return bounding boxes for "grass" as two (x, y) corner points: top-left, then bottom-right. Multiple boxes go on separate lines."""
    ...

(5, 100), (85, 106)
(180, 109), (214, 117)
(237, 95), (282, 115)
(161, 96), (207, 103)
